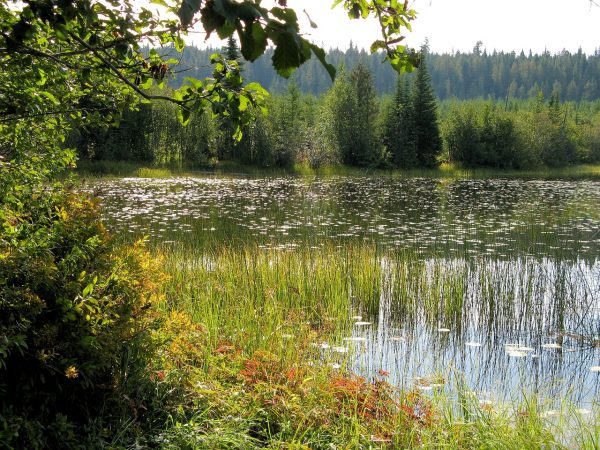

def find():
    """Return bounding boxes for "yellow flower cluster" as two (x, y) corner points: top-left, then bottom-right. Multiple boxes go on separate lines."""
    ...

(65, 366), (79, 379)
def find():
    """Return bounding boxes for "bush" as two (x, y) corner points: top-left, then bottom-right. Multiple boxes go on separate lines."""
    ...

(444, 104), (533, 169)
(0, 188), (166, 448)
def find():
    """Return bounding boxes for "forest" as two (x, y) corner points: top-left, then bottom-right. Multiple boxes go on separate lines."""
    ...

(169, 42), (600, 100)
(74, 40), (600, 171)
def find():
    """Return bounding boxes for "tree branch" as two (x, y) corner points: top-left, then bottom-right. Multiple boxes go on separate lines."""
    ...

(0, 107), (112, 123)
(68, 32), (189, 106)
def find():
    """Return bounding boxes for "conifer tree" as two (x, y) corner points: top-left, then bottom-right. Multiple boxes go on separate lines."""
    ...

(350, 62), (379, 166)
(384, 76), (417, 168)
(323, 65), (358, 165)
(224, 36), (244, 71)
(412, 47), (442, 168)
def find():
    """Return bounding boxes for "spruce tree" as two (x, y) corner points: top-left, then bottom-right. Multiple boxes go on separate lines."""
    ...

(324, 65), (358, 165)
(350, 62), (379, 166)
(384, 76), (417, 168)
(224, 36), (243, 71)
(412, 47), (442, 168)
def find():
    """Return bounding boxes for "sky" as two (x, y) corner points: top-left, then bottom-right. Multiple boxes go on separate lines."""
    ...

(193, 0), (600, 55)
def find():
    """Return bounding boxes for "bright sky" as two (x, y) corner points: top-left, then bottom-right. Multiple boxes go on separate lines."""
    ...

(192, 0), (600, 55)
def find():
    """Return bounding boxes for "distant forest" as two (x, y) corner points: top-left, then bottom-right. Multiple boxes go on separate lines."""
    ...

(167, 42), (600, 101)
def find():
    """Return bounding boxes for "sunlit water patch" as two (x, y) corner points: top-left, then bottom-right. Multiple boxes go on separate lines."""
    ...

(87, 176), (600, 258)
(344, 257), (600, 406)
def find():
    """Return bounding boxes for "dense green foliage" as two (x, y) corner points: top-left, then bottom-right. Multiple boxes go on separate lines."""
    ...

(76, 61), (600, 171)
(0, 1), (423, 445)
(172, 44), (600, 100)
(443, 94), (600, 168)
(0, 188), (167, 448)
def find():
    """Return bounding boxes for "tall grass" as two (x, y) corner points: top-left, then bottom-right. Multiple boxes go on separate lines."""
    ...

(152, 241), (599, 448)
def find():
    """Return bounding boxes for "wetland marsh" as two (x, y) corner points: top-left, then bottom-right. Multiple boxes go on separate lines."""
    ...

(89, 175), (600, 410)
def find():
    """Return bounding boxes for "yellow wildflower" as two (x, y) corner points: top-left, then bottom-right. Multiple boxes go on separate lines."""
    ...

(65, 365), (79, 379)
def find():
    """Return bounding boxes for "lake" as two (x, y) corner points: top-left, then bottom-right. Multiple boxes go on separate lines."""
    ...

(89, 175), (600, 407)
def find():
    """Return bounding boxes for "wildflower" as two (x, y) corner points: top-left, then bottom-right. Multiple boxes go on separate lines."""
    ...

(65, 366), (79, 379)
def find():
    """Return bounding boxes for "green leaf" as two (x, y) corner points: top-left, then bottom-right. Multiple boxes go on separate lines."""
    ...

(270, 7), (298, 25)
(178, 0), (202, 27)
(309, 43), (336, 81)
(370, 40), (387, 53)
(239, 22), (267, 61)
(174, 35), (185, 52)
(140, 77), (153, 89)
(178, 108), (191, 125)
(271, 31), (310, 78)
(244, 82), (268, 97)
(36, 68), (47, 86)
(213, 0), (239, 22)
(200, 4), (226, 38)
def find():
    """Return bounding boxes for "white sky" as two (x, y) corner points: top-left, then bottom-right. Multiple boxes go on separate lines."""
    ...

(191, 0), (600, 55)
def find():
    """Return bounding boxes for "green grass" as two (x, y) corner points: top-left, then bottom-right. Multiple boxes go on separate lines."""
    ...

(76, 159), (600, 180)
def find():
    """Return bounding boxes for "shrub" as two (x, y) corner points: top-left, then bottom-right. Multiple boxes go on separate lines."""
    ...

(444, 104), (532, 169)
(0, 187), (166, 448)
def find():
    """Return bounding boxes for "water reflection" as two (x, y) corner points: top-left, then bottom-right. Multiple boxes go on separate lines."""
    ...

(347, 257), (599, 405)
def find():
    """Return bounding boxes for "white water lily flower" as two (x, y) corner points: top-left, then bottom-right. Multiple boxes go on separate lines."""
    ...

(438, 328), (451, 333)
(354, 321), (372, 326)
(332, 346), (349, 354)
(516, 346), (535, 352)
(542, 343), (562, 349)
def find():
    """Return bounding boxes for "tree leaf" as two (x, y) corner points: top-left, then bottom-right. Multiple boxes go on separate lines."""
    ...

(271, 31), (310, 78)
(309, 43), (336, 81)
(178, 0), (202, 27)
(239, 22), (267, 61)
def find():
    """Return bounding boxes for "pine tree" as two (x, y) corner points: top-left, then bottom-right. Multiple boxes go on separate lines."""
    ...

(224, 36), (243, 71)
(412, 48), (442, 168)
(350, 62), (379, 166)
(384, 76), (416, 168)
(323, 65), (358, 165)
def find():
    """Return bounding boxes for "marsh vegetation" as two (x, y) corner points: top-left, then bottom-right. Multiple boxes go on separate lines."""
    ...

(81, 174), (600, 447)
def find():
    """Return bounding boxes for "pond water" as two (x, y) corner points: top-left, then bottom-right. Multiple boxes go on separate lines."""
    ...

(89, 175), (600, 406)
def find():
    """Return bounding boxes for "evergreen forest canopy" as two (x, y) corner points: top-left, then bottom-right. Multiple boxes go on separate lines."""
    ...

(169, 43), (600, 101)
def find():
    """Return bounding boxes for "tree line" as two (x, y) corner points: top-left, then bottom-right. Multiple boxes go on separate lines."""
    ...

(73, 45), (600, 171)
(167, 42), (600, 102)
